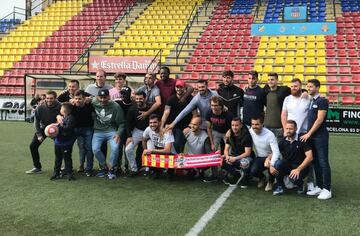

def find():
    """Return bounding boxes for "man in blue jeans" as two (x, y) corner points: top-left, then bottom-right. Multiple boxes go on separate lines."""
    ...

(273, 120), (313, 195)
(73, 90), (94, 176)
(92, 89), (125, 180)
(301, 79), (332, 200)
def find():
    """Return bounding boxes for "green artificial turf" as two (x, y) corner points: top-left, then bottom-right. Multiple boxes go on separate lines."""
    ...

(0, 121), (359, 236)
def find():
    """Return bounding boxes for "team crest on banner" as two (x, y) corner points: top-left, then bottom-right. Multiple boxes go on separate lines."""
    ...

(142, 152), (223, 169)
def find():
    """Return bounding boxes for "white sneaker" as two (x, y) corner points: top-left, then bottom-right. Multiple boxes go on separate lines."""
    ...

(307, 186), (322, 196)
(307, 182), (315, 192)
(265, 181), (273, 192)
(317, 189), (332, 200)
(284, 176), (297, 189)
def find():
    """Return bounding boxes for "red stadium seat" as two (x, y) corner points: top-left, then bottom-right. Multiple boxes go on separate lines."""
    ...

(355, 97), (360, 105)
(341, 96), (354, 105)
(328, 95), (339, 104)
(352, 74), (360, 83)
(327, 67), (338, 74)
(340, 85), (352, 94)
(340, 67), (351, 74)
(351, 66), (360, 73)
(327, 76), (338, 83)
(349, 58), (359, 65)
(354, 86), (360, 94)
(328, 85), (340, 93)
(340, 76), (351, 83)
(338, 58), (348, 65)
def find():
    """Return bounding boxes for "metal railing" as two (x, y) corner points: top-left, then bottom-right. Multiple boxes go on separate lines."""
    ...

(146, 49), (162, 73)
(0, 7), (25, 32)
(174, 4), (200, 65)
(109, 4), (132, 38)
(69, 25), (102, 74)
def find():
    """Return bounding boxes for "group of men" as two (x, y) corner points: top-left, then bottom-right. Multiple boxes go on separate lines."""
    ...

(26, 67), (332, 200)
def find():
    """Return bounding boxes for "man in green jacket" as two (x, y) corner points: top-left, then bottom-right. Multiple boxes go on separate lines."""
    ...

(92, 89), (125, 179)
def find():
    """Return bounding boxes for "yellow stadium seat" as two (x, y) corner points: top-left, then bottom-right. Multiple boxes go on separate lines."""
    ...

(285, 57), (294, 65)
(306, 57), (316, 65)
(319, 86), (327, 94)
(276, 51), (285, 57)
(268, 43), (277, 49)
(297, 36), (306, 42)
(258, 43), (267, 49)
(296, 50), (305, 57)
(307, 42), (315, 49)
(317, 76), (326, 82)
(287, 36), (296, 42)
(275, 57), (284, 65)
(257, 50), (266, 57)
(307, 35), (316, 42)
(306, 50), (316, 57)
(286, 51), (295, 57)
(278, 42), (286, 49)
(263, 65), (273, 73)
(317, 50), (325, 57)
(255, 58), (264, 65)
(269, 37), (277, 42)
(317, 65), (326, 74)
(260, 36), (269, 42)
(297, 42), (305, 49)
(264, 58), (274, 65)
(317, 57), (326, 64)
(295, 57), (305, 64)
(294, 74), (304, 81)
(283, 75), (293, 82)
(295, 65), (304, 73)
(267, 50), (275, 57)
(273, 66), (283, 73)
(278, 36), (287, 42)
(315, 35), (325, 42)
(287, 42), (296, 49)
(254, 65), (263, 72)
(317, 42), (325, 49)
(305, 67), (316, 74)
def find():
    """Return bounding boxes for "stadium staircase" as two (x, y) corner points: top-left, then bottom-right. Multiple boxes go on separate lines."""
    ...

(179, 0), (259, 88)
(106, 0), (204, 68)
(0, 0), (134, 97)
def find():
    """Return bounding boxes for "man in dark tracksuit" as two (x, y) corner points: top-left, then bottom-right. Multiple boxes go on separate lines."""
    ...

(26, 90), (61, 174)
(217, 70), (243, 118)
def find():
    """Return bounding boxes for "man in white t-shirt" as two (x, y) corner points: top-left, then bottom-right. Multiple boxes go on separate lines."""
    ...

(249, 116), (281, 191)
(281, 78), (311, 136)
(142, 114), (176, 179)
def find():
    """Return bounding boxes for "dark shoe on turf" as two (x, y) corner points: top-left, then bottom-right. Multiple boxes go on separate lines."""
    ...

(50, 174), (60, 180)
(239, 176), (249, 189)
(68, 174), (76, 181)
(26, 168), (42, 174)
(77, 166), (84, 173)
(85, 170), (93, 177)
(203, 175), (218, 183)
(96, 169), (106, 178)
(273, 186), (284, 195)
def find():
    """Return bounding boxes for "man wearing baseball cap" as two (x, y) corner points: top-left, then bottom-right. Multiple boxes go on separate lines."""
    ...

(91, 88), (125, 179)
(161, 79), (193, 153)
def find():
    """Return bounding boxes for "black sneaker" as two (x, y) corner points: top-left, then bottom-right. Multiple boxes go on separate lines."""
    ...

(85, 170), (93, 177)
(50, 174), (60, 181)
(222, 175), (231, 185)
(239, 176), (249, 189)
(203, 175), (218, 183)
(68, 174), (76, 181)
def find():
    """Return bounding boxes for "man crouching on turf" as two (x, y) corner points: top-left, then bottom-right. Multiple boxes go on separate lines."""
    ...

(272, 120), (313, 195)
(142, 114), (177, 180)
(222, 117), (253, 187)
(92, 89), (125, 180)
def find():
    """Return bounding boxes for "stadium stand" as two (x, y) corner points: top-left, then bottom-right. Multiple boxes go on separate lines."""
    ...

(0, 0), (134, 96)
(181, 1), (259, 84)
(106, 0), (203, 61)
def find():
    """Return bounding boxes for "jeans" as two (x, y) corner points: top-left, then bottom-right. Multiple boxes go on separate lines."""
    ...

(92, 131), (119, 169)
(250, 156), (274, 182)
(125, 128), (143, 172)
(310, 134), (331, 190)
(75, 127), (94, 172)
(222, 156), (253, 175)
(118, 129), (128, 169)
(173, 128), (186, 154)
(54, 144), (73, 175)
(273, 159), (309, 188)
(29, 131), (46, 169)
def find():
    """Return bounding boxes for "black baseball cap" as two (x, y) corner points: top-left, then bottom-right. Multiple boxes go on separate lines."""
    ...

(98, 89), (109, 97)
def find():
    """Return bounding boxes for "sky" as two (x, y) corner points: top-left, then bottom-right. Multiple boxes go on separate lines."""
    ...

(1, 0), (26, 20)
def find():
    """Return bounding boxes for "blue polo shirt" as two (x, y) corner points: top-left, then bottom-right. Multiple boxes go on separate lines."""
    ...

(308, 94), (329, 137)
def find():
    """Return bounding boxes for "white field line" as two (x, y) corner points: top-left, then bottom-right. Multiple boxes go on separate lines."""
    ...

(185, 185), (237, 236)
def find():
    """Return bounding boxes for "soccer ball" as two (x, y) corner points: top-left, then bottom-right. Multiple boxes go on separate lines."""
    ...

(44, 123), (59, 138)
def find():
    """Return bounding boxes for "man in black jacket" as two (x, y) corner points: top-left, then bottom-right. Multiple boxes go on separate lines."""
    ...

(217, 70), (243, 117)
(26, 90), (61, 174)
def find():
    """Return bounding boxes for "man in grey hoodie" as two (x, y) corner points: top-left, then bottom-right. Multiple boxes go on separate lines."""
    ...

(167, 79), (218, 131)
(26, 90), (61, 174)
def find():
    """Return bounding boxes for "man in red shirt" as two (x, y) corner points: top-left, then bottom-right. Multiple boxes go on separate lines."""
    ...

(156, 66), (193, 112)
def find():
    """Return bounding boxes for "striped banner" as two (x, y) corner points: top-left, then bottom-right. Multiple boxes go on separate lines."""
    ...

(142, 152), (223, 169)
